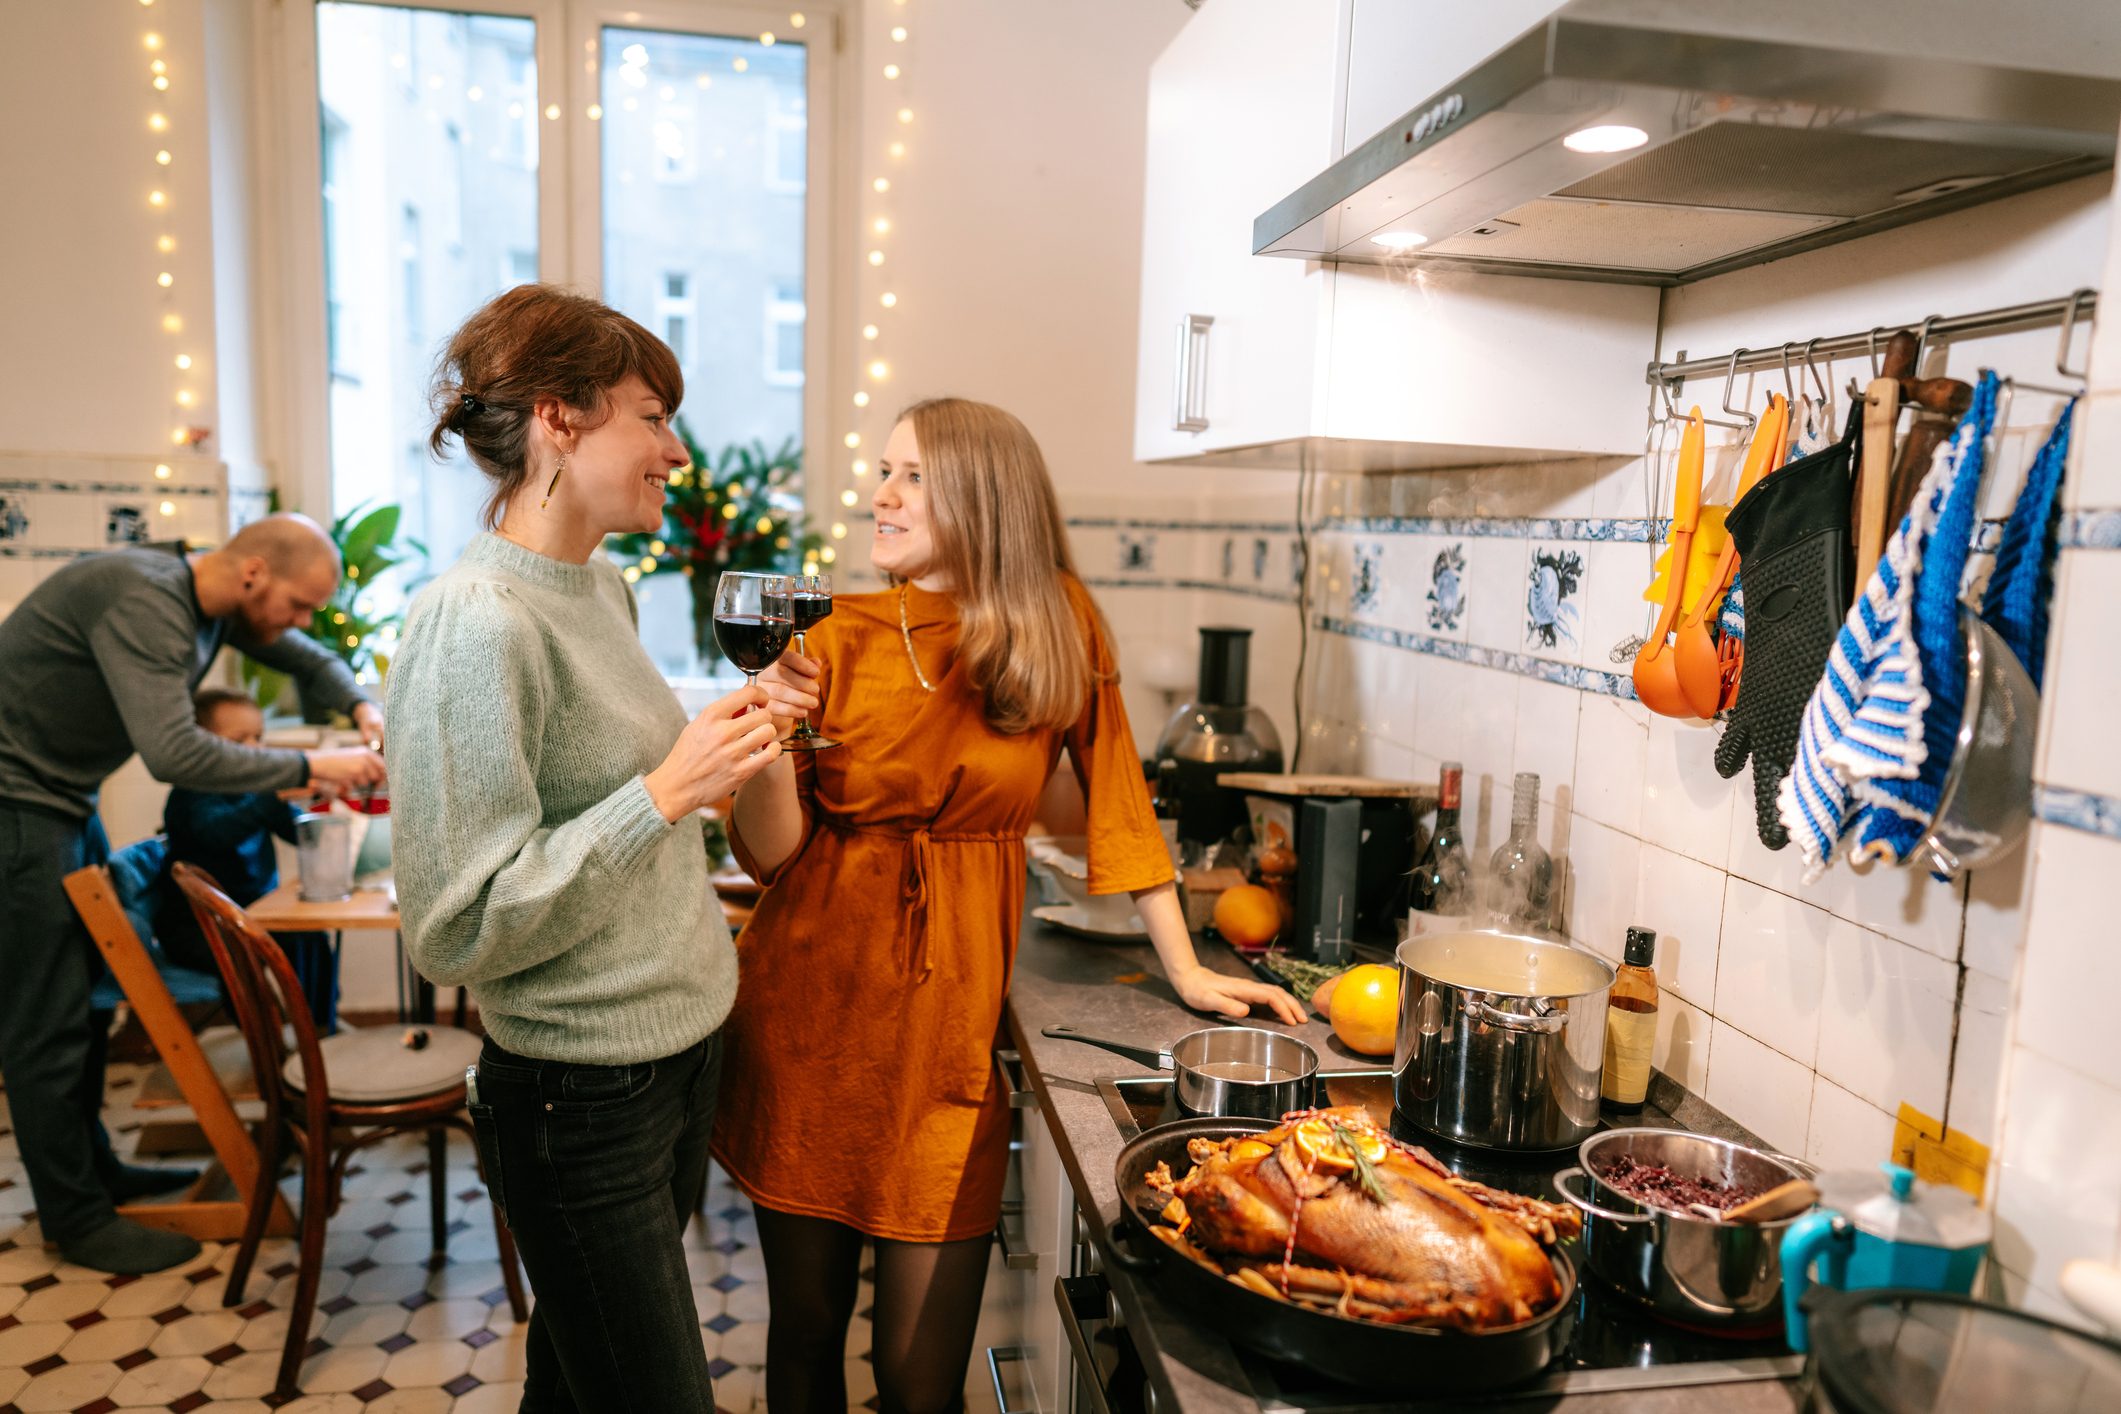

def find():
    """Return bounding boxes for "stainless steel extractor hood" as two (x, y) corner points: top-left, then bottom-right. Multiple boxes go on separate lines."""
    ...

(1255, 0), (2121, 286)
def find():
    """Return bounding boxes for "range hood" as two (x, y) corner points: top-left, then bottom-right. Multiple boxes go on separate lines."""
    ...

(1255, 0), (2121, 286)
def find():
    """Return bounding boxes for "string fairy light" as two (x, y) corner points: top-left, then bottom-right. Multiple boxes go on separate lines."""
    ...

(142, 11), (196, 464)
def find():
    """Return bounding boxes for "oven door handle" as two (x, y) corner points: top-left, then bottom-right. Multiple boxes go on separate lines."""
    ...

(1055, 1274), (1117, 1414)
(984, 1345), (1035, 1414)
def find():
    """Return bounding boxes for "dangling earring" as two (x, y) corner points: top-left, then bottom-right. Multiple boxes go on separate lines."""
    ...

(540, 451), (569, 510)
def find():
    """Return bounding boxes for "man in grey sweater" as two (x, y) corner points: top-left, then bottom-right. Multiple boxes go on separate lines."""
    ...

(0, 514), (387, 1273)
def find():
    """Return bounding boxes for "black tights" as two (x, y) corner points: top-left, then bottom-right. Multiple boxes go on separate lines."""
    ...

(753, 1203), (991, 1414)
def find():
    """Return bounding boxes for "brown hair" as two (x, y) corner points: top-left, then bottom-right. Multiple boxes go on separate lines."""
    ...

(427, 284), (683, 528)
(193, 686), (261, 727)
(899, 398), (1107, 734)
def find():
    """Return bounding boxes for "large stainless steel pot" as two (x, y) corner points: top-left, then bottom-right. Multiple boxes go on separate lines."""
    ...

(1392, 931), (1614, 1151)
(1554, 1127), (1814, 1329)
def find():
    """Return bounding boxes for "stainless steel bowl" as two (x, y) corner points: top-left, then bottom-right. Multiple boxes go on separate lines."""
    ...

(1554, 1128), (1815, 1329)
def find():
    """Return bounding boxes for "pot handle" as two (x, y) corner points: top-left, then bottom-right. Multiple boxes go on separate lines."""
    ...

(1041, 1025), (1172, 1071)
(1553, 1166), (1656, 1224)
(1469, 995), (1568, 1033)
(1102, 1218), (1161, 1274)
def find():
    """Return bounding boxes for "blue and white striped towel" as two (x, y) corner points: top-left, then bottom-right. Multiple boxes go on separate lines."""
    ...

(1980, 398), (2075, 689)
(1778, 374), (2000, 878)
(1848, 372), (2000, 865)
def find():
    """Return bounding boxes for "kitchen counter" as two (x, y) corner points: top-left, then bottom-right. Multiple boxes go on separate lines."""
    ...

(1004, 913), (1804, 1413)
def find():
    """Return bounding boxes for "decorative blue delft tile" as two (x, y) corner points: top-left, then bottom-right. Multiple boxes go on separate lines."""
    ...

(1350, 541), (1383, 615)
(0, 494), (27, 542)
(2067, 510), (2121, 549)
(105, 503), (151, 545)
(1524, 546), (1584, 652)
(2034, 786), (2121, 841)
(1251, 537), (1272, 582)
(1288, 539), (1304, 587)
(1426, 542), (1466, 633)
(1219, 536), (1235, 580)
(1116, 531), (1156, 574)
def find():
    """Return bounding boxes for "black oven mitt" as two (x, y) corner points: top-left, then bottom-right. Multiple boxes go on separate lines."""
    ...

(1713, 411), (1859, 849)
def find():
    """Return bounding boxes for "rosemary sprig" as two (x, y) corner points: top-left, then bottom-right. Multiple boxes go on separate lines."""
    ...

(1334, 1122), (1392, 1206)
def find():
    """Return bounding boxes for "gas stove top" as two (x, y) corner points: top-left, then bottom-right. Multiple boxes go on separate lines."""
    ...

(1097, 1068), (1804, 1405)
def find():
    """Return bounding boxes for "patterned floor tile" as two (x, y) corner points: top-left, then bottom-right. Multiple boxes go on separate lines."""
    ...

(381, 1337), (473, 1388)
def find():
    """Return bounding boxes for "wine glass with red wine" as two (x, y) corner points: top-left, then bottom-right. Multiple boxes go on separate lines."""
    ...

(782, 573), (839, 752)
(713, 572), (794, 702)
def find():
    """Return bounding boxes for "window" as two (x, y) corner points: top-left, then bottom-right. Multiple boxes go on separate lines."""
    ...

(400, 205), (422, 346)
(654, 270), (696, 365)
(506, 247), (536, 287)
(764, 284), (804, 386)
(314, 2), (539, 620)
(766, 92), (806, 193)
(320, 112), (351, 379)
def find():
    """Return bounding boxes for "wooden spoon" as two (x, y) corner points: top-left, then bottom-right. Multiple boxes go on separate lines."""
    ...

(1688, 1178), (1820, 1224)
(1634, 409), (1707, 719)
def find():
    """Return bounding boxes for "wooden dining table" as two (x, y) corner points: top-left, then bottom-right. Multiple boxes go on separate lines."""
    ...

(242, 878), (440, 1024)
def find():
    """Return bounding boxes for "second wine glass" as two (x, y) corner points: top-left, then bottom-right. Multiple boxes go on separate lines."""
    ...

(713, 572), (794, 697)
(783, 573), (839, 751)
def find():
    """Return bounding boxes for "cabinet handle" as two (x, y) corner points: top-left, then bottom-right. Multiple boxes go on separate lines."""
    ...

(1055, 1275), (1118, 1414)
(996, 1199), (1040, 1271)
(984, 1345), (1036, 1414)
(1171, 314), (1213, 433)
(994, 1047), (1038, 1109)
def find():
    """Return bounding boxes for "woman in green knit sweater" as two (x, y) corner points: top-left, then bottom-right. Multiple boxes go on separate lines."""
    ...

(387, 284), (778, 1413)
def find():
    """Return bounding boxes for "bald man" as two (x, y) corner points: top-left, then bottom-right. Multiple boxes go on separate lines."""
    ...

(0, 515), (386, 1273)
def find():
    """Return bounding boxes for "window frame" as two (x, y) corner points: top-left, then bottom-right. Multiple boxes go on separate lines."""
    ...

(262, 0), (848, 538)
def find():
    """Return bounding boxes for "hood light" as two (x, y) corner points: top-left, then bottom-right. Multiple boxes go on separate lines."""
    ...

(1563, 124), (1649, 154)
(1371, 230), (1428, 250)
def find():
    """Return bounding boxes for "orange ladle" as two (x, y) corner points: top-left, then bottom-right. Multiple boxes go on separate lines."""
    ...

(1674, 395), (1789, 719)
(1634, 409), (1707, 719)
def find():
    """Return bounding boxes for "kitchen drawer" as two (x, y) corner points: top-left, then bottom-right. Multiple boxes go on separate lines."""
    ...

(984, 1046), (1080, 1414)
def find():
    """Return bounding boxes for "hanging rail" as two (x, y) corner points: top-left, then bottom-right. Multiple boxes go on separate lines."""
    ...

(1645, 290), (2098, 390)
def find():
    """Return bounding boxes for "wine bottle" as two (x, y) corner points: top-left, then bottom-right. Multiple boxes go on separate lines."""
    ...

(1410, 761), (1470, 916)
(1486, 772), (1554, 931)
(1601, 927), (1659, 1112)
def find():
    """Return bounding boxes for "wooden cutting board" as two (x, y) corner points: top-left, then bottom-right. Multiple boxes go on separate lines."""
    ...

(1217, 772), (1434, 800)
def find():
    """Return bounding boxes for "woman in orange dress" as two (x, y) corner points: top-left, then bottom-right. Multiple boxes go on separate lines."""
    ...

(720, 398), (1302, 1411)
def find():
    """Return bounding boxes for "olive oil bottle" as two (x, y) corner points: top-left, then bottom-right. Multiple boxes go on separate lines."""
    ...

(1601, 927), (1658, 1112)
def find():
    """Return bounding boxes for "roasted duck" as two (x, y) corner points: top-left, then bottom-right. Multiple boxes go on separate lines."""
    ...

(1145, 1106), (1580, 1329)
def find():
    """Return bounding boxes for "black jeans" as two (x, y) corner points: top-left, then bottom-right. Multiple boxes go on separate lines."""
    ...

(470, 1032), (722, 1414)
(0, 802), (123, 1243)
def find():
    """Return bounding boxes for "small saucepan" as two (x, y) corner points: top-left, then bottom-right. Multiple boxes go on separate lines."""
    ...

(1041, 1024), (1317, 1119)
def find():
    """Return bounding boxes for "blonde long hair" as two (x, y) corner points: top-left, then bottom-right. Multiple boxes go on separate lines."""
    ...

(901, 398), (1106, 734)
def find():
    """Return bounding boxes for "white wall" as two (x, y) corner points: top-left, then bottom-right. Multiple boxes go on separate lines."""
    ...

(831, 0), (1311, 744)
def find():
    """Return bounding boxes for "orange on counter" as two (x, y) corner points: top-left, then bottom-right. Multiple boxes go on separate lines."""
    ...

(1212, 883), (1282, 952)
(1329, 963), (1400, 1057)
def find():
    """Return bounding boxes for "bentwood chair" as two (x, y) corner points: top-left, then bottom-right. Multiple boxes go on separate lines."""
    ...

(171, 863), (527, 1400)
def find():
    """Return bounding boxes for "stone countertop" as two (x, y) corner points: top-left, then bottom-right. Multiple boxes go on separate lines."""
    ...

(1003, 913), (1803, 1413)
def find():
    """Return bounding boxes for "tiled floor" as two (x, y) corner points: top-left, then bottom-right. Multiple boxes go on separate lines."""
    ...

(0, 1064), (881, 1413)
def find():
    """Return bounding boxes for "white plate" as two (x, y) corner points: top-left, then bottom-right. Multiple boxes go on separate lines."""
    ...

(1032, 903), (1149, 942)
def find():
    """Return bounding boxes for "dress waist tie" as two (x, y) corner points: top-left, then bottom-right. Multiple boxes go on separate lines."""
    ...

(818, 813), (1019, 982)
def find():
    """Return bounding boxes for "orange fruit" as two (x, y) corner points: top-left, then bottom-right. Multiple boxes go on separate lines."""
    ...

(1212, 884), (1281, 952)
(1291, 1117), (1388, 1173)
(1329, 963), (1400, 1057)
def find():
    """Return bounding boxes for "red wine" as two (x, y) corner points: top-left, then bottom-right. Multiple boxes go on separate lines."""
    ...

(714, 613), (793, 673)
(792, 593), (833, 632)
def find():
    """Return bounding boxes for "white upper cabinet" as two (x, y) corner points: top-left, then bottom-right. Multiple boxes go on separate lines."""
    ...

(1137, 0), (1658, 469)
(1134, 0), (1345, 464)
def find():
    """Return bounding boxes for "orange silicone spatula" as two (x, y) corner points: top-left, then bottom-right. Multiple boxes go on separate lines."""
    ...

(1674, 395), (1788, 719)
(1634, 409), (1707, 720)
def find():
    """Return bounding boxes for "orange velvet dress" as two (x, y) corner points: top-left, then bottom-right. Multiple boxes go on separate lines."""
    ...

(716, 577), (1173, 1241)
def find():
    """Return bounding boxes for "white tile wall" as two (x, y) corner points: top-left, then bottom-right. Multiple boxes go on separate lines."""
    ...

(1706, 1021), (1814, 1157)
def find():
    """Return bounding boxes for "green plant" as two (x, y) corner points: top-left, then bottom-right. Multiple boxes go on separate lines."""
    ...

(243, 500), (425, 712)
(604, 422), (824, 664)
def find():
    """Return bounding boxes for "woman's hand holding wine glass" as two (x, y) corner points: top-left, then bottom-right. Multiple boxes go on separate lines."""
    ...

(757, 649), (822, 741)
(643, 683), (783, 823)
